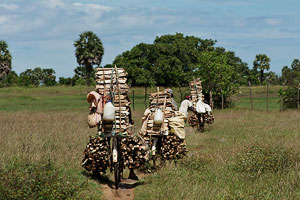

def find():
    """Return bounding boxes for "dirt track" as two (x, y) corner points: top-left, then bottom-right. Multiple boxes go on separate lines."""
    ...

(102, 173), (145, 200)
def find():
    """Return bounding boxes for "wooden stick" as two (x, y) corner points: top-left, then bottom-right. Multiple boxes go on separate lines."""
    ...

(114, 65), (122, 132)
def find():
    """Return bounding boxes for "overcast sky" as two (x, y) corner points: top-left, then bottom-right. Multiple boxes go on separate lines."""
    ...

(1, 0), (300, 78)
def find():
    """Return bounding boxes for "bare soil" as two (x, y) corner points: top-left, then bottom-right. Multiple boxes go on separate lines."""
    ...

(102, 172), (145, 200)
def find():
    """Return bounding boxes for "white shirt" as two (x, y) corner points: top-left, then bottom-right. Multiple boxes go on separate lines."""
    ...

(179, 99), (193, 116)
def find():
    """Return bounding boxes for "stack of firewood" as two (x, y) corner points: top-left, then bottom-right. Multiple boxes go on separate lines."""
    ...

(94, 67), (132, 135)
(188, 78), (215, 126)
(204, 113), (214, 124)
(188, 113), (198, 127)
(161, 135), (188, 160)
(140, 90), (187, 160)
(146, 91), (176, 136)
(120, 135), (150, 169)
(82, 136), (110, 173)
(189, 78), (204, 106)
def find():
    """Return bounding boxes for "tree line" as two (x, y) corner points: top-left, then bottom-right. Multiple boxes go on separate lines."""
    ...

(1, 32), (300, 108)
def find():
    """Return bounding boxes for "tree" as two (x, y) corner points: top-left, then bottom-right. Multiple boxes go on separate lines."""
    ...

(253, 54), (271, 84)
(19, 67), (56, 86)
(0, 41), (12, 80)
(74, 31), (104, 86)
(195, 50), (239, 108)
(0, 71), (19, 87)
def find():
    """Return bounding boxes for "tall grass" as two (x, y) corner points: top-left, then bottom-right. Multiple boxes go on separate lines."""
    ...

(0, 85), (299, 199)
(135, 109), (300, 199)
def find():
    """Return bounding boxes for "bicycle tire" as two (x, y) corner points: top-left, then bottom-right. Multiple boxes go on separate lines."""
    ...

(114, 162), (120, 189)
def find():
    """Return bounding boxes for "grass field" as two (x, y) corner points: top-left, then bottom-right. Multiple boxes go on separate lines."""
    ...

(1, 85), (300, 199)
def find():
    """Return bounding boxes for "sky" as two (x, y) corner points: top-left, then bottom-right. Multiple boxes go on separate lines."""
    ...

(1, 0), (300, 78)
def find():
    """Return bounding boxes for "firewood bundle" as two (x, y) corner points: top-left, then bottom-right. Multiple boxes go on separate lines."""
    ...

(189, 78), (204, 105)
(189, 78), (215, 126)
(82, 136), (110, 173)
(94, 67), (132, 135)
(145, 91), (176, 136)
(120, 135), (150, 169)
(139, 90), (188, 161)
(161, 135), (188, 160)
(204, 113), (214, 124)
(188, 113), (198, 127)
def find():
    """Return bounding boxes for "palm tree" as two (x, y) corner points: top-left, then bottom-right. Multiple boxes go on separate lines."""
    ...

(0, 41), (12, 80)
(253, 54), (270, 84)
(74, 31), (104, 85)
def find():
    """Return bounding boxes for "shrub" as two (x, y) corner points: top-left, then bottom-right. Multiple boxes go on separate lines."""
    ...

(234, 145), (298, 177)
(0, 161), (85, 200)
(281, 86), (298, 109)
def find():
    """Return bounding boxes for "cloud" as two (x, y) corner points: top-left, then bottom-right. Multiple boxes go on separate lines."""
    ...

(41, 0), (65, 9)
(0, 3), (18, 10)
(264, 18), (281, 25)
(73, 2), (112, 12)
(1, 0), (299, 76)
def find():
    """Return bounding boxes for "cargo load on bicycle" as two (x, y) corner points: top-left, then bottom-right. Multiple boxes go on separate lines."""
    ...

(82, 66), (149, 188)
(188, 78), (214, 131)
(139, 88), (188, 163)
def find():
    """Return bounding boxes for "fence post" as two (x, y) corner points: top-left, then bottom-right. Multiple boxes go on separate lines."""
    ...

(144, 86), (147, 109)
(267, 82), (269, 112)
(221, 89), (224, 109)
(132, 90), (135, 110)
(236, 89), (239, 109)
(280, 95), (282, 112)
(248, 81), (253, 109)
(297, 83), (300, 110)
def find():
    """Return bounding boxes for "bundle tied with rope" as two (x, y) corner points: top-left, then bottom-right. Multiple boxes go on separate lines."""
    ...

(188, 78), (214, 127)
(140, 89), (188, 161)
(83, 66), (149, 171)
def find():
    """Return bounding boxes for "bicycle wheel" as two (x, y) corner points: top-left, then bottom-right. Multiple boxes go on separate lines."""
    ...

(114, 162), (120, 189)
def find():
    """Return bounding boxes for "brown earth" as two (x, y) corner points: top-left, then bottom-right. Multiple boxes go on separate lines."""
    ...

(102, 172), (145, 200)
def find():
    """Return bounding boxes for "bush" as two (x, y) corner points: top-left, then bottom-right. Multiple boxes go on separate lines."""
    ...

(281, 86), (299, 109)
(234, 145), (298, 177)
(0, 161), (85, 200)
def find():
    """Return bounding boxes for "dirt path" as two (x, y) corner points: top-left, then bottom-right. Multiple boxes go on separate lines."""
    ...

(102, 173), (145, 200)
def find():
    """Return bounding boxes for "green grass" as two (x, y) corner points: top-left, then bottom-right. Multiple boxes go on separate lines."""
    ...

(135, 109), (300, 200)
(1, 85), (299, 199)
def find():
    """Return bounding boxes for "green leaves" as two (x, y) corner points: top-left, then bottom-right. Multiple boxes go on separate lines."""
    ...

(74, 31), (104, 85)
(19, 67), (56, 86)
(0, 40), (12, 80)
(253, 54), (271, 84)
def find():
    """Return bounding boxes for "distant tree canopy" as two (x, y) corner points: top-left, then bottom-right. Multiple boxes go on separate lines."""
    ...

(19, 67), (56, 86)
(253, 54), (271, 84)
(113, 33), (250, 107)
(74, 31), (104, 85)
(113, 33), (217, 87)
(280, 59), (300, 109)
(0, 41), (12, 80)
(281, 59), (300, 87)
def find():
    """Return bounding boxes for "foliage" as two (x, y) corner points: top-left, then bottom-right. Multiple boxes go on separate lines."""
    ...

(0, 161), (85, 200)
(114, 43), (157, 86)
(74, 31), (104, 85)
(0, 71), (19, 87)
(196, 50), (239, 107)
(0, 40), (12, 80)
(58, 77), (75, 86)
(113, 33), (249, 106)
(281, 59), (300, 86)
(19, 67), (56, 86)
(253, 54), (271, 84)
(279, 59), (300, 108)
(281, 86), (299, 109)
(113, 33), (216, 87)
(234, 145), (297, 177)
